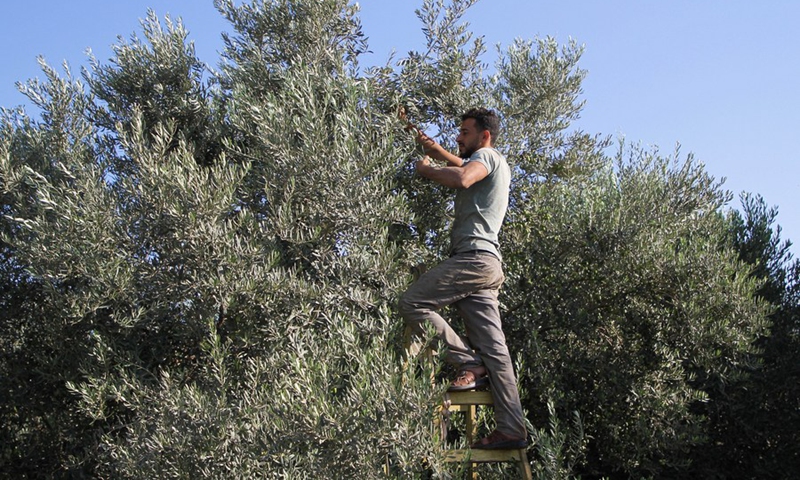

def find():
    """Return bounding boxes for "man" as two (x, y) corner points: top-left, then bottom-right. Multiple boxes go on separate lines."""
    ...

(399, 108), (528, 450)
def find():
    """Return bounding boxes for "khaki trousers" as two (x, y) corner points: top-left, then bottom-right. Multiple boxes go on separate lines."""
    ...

(399, 251), (527, 438)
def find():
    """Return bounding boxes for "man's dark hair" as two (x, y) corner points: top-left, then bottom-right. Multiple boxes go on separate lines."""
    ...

(462, 108), (500, 146)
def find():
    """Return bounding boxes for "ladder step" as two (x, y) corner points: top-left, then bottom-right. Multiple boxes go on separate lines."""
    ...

(444, 448), (527, 463)
(444, 390), (494, 406)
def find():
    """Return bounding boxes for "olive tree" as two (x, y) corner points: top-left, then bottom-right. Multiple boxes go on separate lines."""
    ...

(0, 1), (779, 478)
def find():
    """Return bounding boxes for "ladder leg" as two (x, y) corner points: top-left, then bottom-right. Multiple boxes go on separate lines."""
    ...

(465, 404), (477, 479)
(465, 404), (477, 444)
(518, 448), (533, 480)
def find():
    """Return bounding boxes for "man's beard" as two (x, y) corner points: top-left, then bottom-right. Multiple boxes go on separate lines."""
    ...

(459, 139), (481, 158)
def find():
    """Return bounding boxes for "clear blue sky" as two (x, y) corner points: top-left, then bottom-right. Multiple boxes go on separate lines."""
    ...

(2, 1), (798, 256)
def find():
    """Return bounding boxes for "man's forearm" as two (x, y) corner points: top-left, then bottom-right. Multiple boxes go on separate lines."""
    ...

(425, 143), (464, 167)
(416, 162), (467, 189)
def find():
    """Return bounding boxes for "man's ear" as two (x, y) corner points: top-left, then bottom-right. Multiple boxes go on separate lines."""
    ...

(481, 129), (492, 146)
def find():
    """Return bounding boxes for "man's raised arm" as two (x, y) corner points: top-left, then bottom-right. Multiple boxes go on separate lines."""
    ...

(415, 131), (464, 167)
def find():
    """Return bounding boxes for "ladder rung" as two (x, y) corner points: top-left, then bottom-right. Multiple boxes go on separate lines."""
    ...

(444, 448), (527, 463)
(445, 390), (494, 406)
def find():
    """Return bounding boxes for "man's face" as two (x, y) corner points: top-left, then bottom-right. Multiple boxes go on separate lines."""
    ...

(456, 118), (484, 158)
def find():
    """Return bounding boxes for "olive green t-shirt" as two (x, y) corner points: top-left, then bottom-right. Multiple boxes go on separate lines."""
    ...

(450, 147), (510, 260)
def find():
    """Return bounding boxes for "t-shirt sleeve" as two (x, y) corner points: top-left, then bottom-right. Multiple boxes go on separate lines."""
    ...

(469, 149), (497, 175)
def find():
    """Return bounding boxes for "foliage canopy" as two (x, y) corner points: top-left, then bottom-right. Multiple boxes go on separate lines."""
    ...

(1, 1), (796, 478)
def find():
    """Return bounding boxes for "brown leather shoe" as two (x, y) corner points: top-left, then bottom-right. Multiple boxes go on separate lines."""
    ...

(448, 369), (489, 391)
(470, 430), (529, 450)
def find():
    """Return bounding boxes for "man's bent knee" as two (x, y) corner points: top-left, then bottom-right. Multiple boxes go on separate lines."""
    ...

(398, 290), (419, 318)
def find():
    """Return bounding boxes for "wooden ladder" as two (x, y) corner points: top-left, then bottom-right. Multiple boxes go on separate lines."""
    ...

(439, 389), (533, 479)
(403, 322), (532, 479)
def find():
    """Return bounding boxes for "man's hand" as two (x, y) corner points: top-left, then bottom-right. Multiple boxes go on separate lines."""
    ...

(415, 131), (437, 154)
(397, 107), (440, 154)
(398, 106), (463, 167)
(415, 156), (432, 175)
